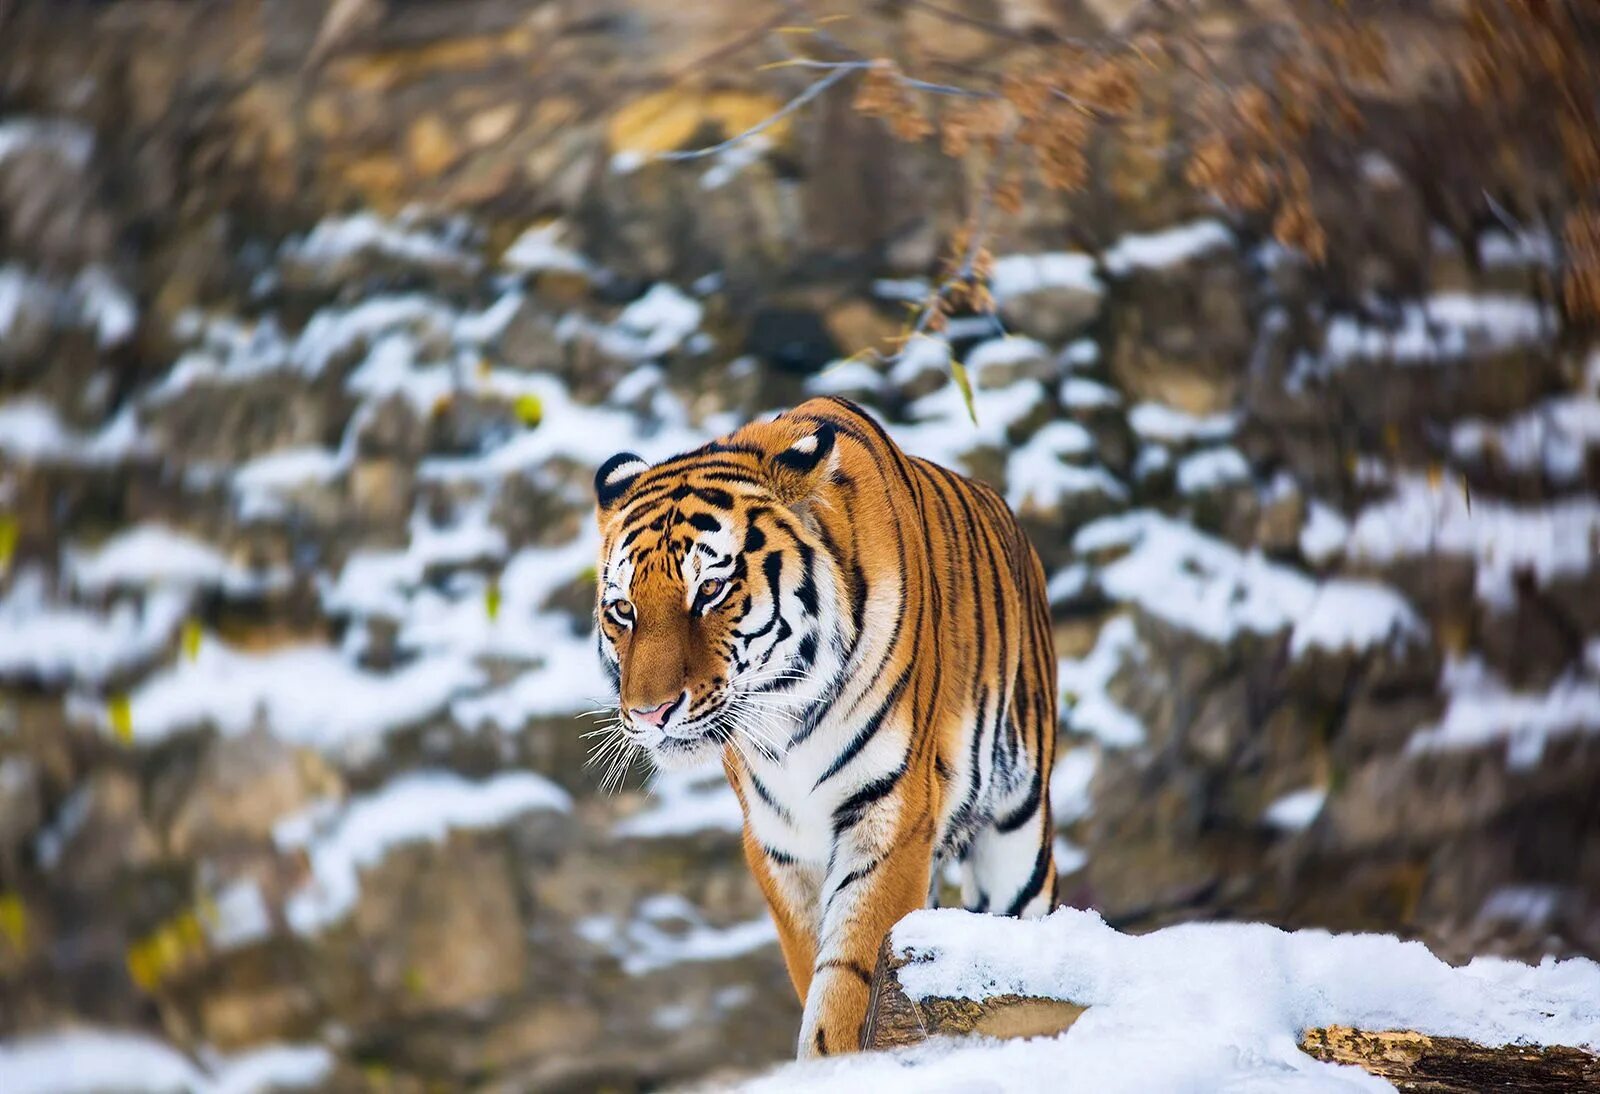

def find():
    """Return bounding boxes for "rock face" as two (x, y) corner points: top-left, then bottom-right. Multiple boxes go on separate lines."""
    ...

(0, 1), (1597, 1090)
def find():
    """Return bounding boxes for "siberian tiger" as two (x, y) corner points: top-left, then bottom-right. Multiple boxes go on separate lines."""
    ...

(592, 396), (1057, 1058)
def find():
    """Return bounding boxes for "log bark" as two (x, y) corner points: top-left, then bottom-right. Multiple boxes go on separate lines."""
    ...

(863, 936), (1600, 1091)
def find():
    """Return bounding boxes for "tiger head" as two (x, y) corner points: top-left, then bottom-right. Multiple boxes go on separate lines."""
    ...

(592, 416), (847, 770)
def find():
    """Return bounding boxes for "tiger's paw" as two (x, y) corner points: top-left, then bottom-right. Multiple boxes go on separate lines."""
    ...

(797, 961), (873, 1058)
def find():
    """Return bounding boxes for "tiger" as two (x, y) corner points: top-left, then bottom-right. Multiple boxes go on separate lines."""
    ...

(592, 396), (1058, 1058)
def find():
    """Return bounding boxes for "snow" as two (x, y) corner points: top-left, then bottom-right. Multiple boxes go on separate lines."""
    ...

(1077, 512), (1426, 666)
(0, 398), (147, 465)
(1478, 228), (1559, 269)
(1050, 747), (1097, 825)
(1127, 401), (1238, 443)
(806, 359), (885, 396)
(1347, 473), (1600, 606)
(1076, 512), (1316, 644)
(1102, 219), (1233, 275)
(890, 377), (1047, 470)
(1059, 377), (1120, 408)
(1006, 421), (1124, 514)
(67, 524), (289, 596)
(1409, 656), (1600, 770)
(0, 1030), (330, 1094)
(206, 877), (273, 952)
(1263, 787), (1328, 831)
(232, 446), (347, 519)
(1058, 616), (1147, 748)
(107, 641), (484, 754)
(1288, 580), (1424, 658)
(273, 769), (569, 933)
(323, 500), (507, 618)
(282, 210), (478, 274)
(0, 117), (94, 168)
(1175, 446), (1251, 494)
(1307, 294), (1556, 374)
(1299, 500), (1351, 566)
(576, 893), (776, 976)
(1451, 395), (1600, 482)
(603, 283), (705, 360)
(499, 220), (595, 275)
(988, 252), (1103, 301)
(735, 906), (1600, 1093)
(965, 335), (1049, 373)
(0, 570), (188, 686)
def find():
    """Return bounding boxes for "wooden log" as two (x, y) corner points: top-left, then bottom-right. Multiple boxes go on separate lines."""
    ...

(863, 936), (1600, 1091)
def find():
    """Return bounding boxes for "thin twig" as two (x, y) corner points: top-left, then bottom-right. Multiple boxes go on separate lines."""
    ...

(657, 64), (862, 162)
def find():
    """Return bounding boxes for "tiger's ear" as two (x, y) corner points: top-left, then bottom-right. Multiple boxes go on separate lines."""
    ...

(595, 452), (649, 511)
(767, 423), (837, 507)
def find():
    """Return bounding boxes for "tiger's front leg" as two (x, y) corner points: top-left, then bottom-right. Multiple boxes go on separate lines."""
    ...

(796, 794), (935, 1058)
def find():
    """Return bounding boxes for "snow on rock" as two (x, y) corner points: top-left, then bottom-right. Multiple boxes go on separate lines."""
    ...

(105, 641), (484, 754)
(282, 210), (479, 274)
(1263, 786), (1328, 831)
(1007, 421), (1125, 514)
(989, 252), (1103, 301)
(1050, 747), (1098, 825)
(1452, 394), (1600, 482)
(501, 221), (594, 276)
(1078, 512), (1426, 662)
(736, 907), (1600, 1093)
(0, 570), (188, 686)
(1102, 219), (1233, 276)
(890, 377), (1047, 470)
(1347, 473), (1600, 606)
(1175, 446), (1251, 494)
(0, 116), (95, 168)
(1299, 294), (1556, 380)
(806, 359), (885, 397)
(965, 335), (1049, 373)
(0, 398), (146, 465)
(1127, 401), (1238, 444)
(1060, 377), (1121, 409)
(0, 1029), (331, 1094)
(1299, 500), (1351, 566)
(1075, 512), (1317, 645)
(1288, 579), (1424, 659)
(68, 524), (289, 596)
(273, 769), (569, 934)
(602, 283), (705, 360)
(323, 500), (507, 619)
(576, 893), (776, 977)
(1409, 657), (1600, 770)
(1058, 616), (1147, 748)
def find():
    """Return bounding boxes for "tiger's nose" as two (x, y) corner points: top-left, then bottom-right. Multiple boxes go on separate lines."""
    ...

(631, 696), (681, 728)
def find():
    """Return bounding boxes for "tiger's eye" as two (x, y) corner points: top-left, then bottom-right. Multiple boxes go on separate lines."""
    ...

(607, 600), (634, 625)
(699, 578), (725, 600)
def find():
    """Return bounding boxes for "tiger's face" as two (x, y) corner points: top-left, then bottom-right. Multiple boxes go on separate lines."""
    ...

(592, 422), (843, 770)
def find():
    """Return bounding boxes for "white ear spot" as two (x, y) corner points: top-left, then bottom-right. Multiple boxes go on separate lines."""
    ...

(790, 434), (819, 455)
(603, 458), (648, 487)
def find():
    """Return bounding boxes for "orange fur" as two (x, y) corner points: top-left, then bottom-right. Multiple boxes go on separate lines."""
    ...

(595, 397), (1058, 1056)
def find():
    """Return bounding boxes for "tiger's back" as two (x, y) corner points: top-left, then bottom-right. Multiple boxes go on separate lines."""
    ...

(593, 396), (1057, 1057)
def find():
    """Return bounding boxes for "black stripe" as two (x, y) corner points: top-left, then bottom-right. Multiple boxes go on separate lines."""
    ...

(814, 662), (913, 787)
(687, 511), (722, 533)
(764, 843), (798, 867)
(1004, 840), (1053, 917)
(749, 768), (792, 823)
(831, 858), (880, 898)
(832, 768), (903, 833)
(994, 765), (1043, 833)
(816, 958), (873, 987)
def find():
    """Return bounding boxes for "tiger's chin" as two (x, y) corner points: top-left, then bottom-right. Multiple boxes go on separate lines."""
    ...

(642, 731), (724, 772)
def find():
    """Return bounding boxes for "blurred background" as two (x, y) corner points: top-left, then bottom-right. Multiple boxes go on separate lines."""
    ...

(0, 0), (1597, 1090)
